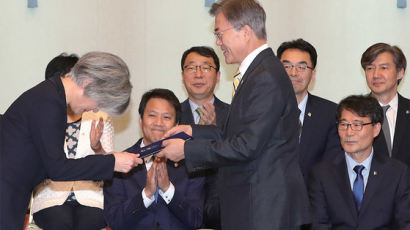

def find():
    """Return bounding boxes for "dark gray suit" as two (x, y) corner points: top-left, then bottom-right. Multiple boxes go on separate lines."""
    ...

(373, 94), (410, 167)
(299, 94), (342, 180)
(308, 151), (410, 230)
(184, 48), (311, 230)
(180, 97), (229, 229)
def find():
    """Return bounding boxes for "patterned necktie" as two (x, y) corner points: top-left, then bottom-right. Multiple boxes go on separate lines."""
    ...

(195, 107), (202, 124)
(232, 70), (242, 97)
(353, 165), (365, 211)
(382, 105), (392, 156)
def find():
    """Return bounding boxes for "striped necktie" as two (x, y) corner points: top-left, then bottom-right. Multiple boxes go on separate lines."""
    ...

(232, 70), (242, 97)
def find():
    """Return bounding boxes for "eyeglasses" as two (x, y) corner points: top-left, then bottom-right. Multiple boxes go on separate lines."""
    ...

(214, 27), (235, 40)
(183, 64), (216, 73)
(337, 121), (373, 131)
(282, 63), (313, 73)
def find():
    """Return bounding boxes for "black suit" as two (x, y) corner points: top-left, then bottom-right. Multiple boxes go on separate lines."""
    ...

(180, 97), (229, 229)
(0, 77), (114, 229)
(373, 94), (410, 166)
(184, 48), (311, 230)
(308, 150), (410, 230)
(299, 94), (342, 180)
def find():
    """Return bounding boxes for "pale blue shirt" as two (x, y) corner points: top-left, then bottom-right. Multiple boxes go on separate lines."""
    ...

(188, 97), (215, 125)
(298, 94), (308, 126)
(345, 149), (374, 191)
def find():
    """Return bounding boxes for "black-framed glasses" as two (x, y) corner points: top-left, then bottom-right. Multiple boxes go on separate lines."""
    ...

(183, 64), (216, 73)
(282, 63), (313, 72)
(214, 27), (235, 40)
(337, 121), (373, 131)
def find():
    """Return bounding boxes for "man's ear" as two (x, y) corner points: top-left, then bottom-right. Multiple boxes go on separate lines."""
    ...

(310, 68), (317, 85)
(373, 122), (382, 138)
(80, 78), (94, 89)
(397, 68), (405, 81)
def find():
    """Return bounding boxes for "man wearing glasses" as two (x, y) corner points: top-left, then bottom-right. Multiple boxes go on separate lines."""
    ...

(361, 43), (410, 167)
(180, 46), (229, 229)
(308, 95), (410, 229)
(277, 39), (342, 180)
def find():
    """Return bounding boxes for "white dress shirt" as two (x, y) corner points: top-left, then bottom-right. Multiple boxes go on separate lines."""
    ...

(141, 140), (175, 207)
(379, 93), (398, 147)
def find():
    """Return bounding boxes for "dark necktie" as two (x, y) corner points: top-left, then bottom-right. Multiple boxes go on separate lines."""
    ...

(382, 105), (392, 156)
(298, 109), (303, 143)
(353, 165), (365, 211)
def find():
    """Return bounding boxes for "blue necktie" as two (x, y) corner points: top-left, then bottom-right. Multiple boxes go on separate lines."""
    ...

(154, 187), (159, 203)
(353, 165), (365, 210)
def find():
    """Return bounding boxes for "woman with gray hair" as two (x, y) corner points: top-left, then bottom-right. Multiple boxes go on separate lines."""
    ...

(0, 51), (142, 229)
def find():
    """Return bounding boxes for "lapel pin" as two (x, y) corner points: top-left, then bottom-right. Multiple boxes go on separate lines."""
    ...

(174, 162), (179, 168)
(406, 110), (409, 114)
(308, 112), (312, 117)
(373, 171), (377, 176)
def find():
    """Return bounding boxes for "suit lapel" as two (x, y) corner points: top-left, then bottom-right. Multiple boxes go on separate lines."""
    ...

(359, 152), (386, 216)
(180, 99), (195, 125)
(299, 94), (315, 158)
(214, 97), (225, 128)
(224, 48), (273, 131)
(392, 94), (410, 157)
(332, 154), (359, 220)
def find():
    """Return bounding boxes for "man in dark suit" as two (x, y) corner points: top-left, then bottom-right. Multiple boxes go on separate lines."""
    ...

(158, 0), (311, 229)
(180, 46), (230, 229)
(103, 89), (205, 230)
(361, 43), (410, 166)
(0, 52), (142, 230)
(277, 39), (342, 180)
(308, 95), (410, 229)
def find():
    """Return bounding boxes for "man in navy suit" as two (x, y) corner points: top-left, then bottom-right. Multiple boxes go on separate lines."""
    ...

(277, 39), (342, 180)
(158, 0), (310, 229)
(308, 95), (410, 229)
(180, 46), (230, 229)
(361, 43), (410, 166)
(103, 89), (205, 230)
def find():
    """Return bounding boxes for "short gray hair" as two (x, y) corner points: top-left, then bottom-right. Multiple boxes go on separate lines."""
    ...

(210, 0), (267, 40)
(70, 51), (132, 115)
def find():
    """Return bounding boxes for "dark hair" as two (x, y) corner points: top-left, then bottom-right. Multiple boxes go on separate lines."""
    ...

(361, 43), (406, 85)
(45, 53), (79, 80)
(180, 46), (220, 72)
(138, 88), (181, 124)
(336, 95), (383, 125)
(210, 0), (266, 40)
(277, 38), (318, 68)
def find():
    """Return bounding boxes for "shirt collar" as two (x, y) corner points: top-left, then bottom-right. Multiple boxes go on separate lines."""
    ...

(238, 44), (269, 77)
(188, 97), (215, 112)
(345, 148), (374, 173)
(298, 94), (309, 125)
(379, 93), (398, 112)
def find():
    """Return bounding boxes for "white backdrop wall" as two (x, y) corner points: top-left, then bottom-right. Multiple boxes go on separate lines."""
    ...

(1, 0), (409, 150)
